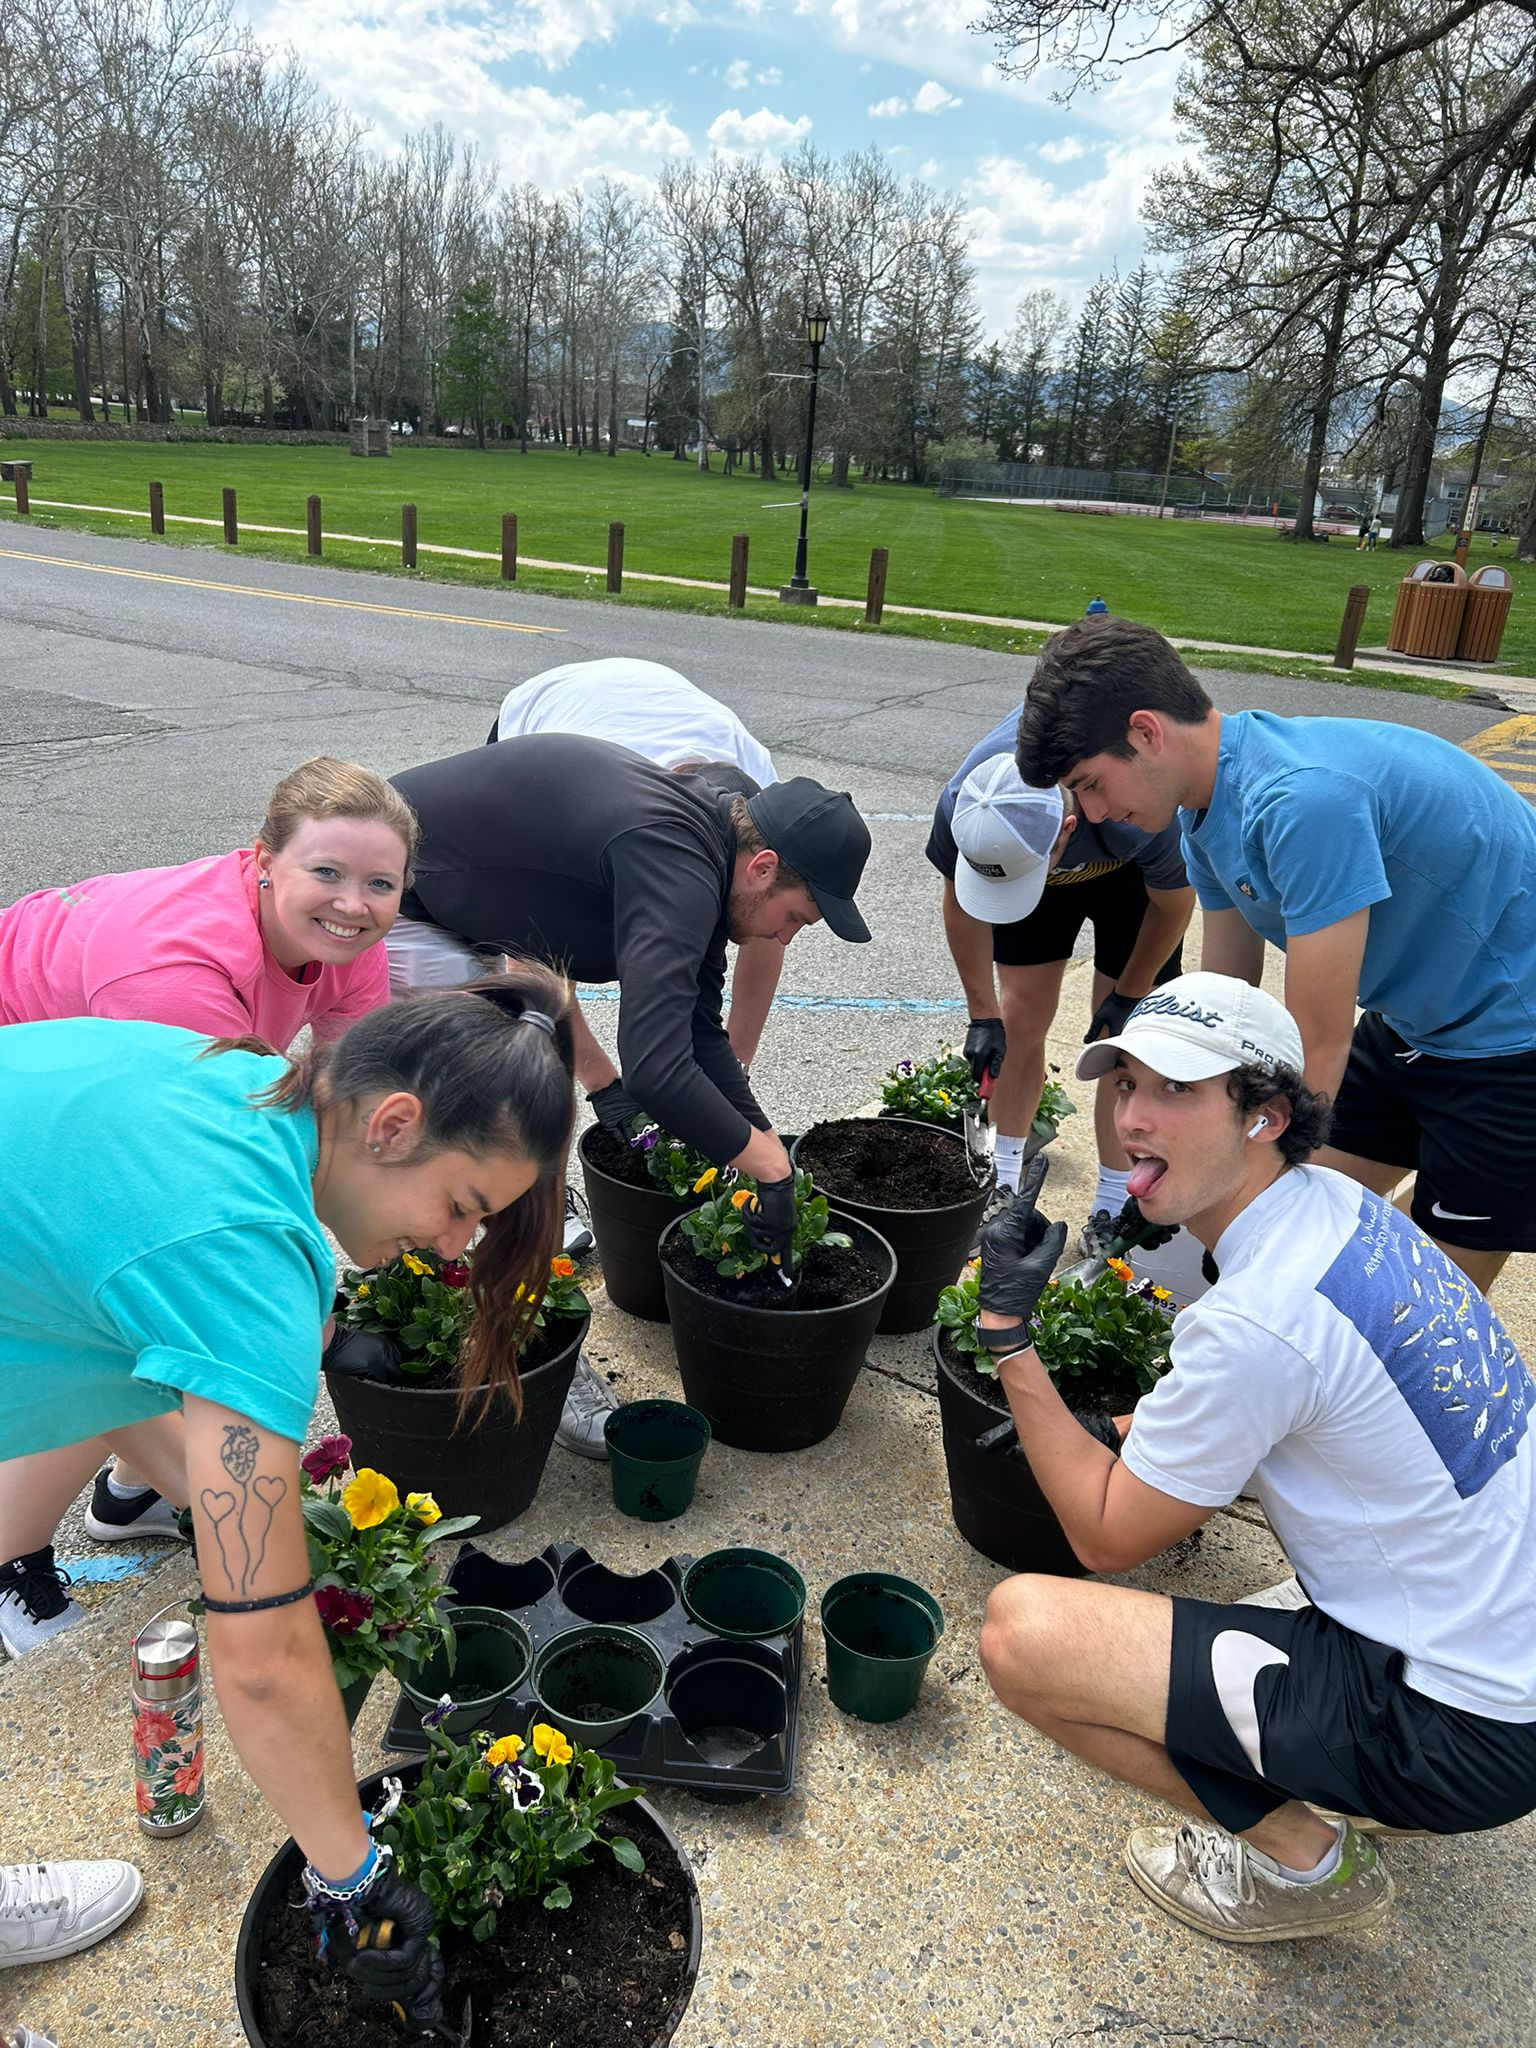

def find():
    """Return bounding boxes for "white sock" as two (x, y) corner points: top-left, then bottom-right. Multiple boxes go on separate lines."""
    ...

(994, 1134), (1026, 1191)
(1253, 1820), (1344, 1886)
(105, 1468), (153, 1502)
(1092, 1164), (1132, 1217)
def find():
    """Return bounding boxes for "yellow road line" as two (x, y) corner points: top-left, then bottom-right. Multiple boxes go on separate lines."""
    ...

(0, 545), (562, 635)
(1462, 715), (1536, 758)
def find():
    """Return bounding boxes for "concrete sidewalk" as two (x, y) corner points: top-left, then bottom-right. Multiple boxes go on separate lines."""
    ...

(5, 972), (1534, 2048)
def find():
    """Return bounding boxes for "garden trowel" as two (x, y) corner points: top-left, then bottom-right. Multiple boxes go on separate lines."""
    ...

(1055, 1199), (1177, 1292)
(962, 1069), (996, 1185)
(354, 1918), (473, 2045)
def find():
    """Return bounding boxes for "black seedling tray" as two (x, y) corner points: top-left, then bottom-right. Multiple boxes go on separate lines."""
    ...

(380, 1541), (804, 1799)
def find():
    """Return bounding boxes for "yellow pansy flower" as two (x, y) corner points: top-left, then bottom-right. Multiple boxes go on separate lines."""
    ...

(485, 1735), (525, 1766)
(401, 1252), (431, 1278)
(692, 1167), (719, 1193)
(730, 1189), (754, 1210)
(355, 1282), (370, 1298)
(406, 1490), (442, 1525)
(532, 1722), (573, 1766)
(342, 1468), (400, 1530)
(1152, 1285), (1173, 1303)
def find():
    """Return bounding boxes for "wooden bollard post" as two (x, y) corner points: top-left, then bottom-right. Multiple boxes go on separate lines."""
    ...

(149, 480), (165, 535)
(865, 546), (889, 625)
(1332, 583), (1370, 669)
(729, 533), (749, 609)
(501, 512), (517, 581)
(402, 502), (417, 570)
(221, 486), (238, 545)
(306, 495), (322, 557)
(606, 521), (624, 594)
(13, 462), (31, 516)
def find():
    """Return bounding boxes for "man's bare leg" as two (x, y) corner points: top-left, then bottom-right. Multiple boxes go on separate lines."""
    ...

(979, 1574), (1336, 1871)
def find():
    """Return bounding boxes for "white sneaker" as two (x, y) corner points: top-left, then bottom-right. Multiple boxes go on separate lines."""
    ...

(0, 1861), (144, 1967)
(0, 1551), (83, 1659)
(563, 1187), (594, 1258)
(555, 1355), (617, 1458)
(11, 2025), (61, 2047)
(1124, 1820), (1392, 1943)
(1237, 1577), (1311, 1611)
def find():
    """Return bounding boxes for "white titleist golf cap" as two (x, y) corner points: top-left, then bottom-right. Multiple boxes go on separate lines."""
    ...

(951, 758), (1065, 923)
(1076, 971), (1305, 1084)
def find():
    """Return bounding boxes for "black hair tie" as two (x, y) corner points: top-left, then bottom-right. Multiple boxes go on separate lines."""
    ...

(519, 1010), (557, 1038)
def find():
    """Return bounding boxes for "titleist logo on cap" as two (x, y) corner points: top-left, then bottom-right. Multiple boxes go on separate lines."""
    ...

(1129, 992), (1282, 1069)
(964, 857), (1008, 879)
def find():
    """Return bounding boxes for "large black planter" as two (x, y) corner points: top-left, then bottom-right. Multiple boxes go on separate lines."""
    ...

(323, 1313), (587, 1535)
(793, 1118), (991, 1336)
(659, 1212), (894, 1451)
(234, 1762), (701, 2048)
(580, 1125), (699, 1323)
(933, 1326), (1086, 1578)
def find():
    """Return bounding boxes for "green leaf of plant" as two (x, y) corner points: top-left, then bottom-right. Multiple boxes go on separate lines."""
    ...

(609, 1835), (645, 1872)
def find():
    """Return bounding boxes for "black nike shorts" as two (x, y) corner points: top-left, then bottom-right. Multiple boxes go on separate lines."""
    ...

(1167, 1596), (1536, 1836)
(1327, 1011), (1536, 1253)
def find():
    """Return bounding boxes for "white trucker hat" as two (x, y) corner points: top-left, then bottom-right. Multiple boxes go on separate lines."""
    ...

(951, 757), (1065, 924)
(1076, 971), (1305, 1083)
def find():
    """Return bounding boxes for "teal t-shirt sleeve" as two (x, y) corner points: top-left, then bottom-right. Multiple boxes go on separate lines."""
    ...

(1178, 823), (1233, 912)
(1249, 769), (1392, 936)
(96, 1225), (330, 1443)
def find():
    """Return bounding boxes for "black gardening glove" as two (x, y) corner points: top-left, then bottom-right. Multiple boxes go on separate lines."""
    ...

(962, 1016), (1006, 1085)
(742, 1173), (797, 1268)
(318, 1862), (445, 2025)
(978, 1153), (1067, 1339)
(1110, 1194), (1178, 1255)
(588, 1078), (645, 1134)
(1084, 988), (1139, 1045)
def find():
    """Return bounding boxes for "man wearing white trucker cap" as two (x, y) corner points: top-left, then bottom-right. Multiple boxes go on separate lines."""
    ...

(927, 711), (1192, 1232)
(973, 971), (1536, 1941)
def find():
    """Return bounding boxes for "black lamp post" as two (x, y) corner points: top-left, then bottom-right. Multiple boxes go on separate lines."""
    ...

(780, 308), (830, 605)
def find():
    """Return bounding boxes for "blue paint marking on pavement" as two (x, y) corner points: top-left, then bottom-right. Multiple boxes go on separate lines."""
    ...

(580, 990), (967, 1014)
(59, 1552), (153, 1583)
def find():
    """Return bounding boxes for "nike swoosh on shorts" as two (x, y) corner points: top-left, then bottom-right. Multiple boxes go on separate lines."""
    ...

(1210, 1629), (1292, 1777)
(1430, 1200), (1493, 1223)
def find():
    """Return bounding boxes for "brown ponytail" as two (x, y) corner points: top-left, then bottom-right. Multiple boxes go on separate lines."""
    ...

(252, 966), (577, 1421)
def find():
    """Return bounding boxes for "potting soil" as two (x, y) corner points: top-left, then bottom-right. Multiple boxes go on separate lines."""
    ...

(584, 1124), (678, 1194)
(661, 1235), (884, 1309)
(253, 1807), (693, 2048)
(937, 1329), (1144, 1423)
(797, 1119), (979, 1207)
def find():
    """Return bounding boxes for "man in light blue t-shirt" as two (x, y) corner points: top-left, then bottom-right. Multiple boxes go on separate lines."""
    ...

(1015, 616), (1536, 1294)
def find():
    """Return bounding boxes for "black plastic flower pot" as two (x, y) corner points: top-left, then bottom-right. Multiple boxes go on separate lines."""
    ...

(322, 1311), (587, 1535)
(580, 1125), (700, 1322)
(792, 1118), (991, 1336)
(932, 1325), (1087, 1578)
(658, 1212), (895, 1451)
(234, 1761), (702, 2048)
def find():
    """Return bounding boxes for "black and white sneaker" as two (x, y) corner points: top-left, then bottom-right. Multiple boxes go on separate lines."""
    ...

(563, 1186), (595, 1259)
(83, 1467), (187, 1543)
(0, 1547), (83, 1658)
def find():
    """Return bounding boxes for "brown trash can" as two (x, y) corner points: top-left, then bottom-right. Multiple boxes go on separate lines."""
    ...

(1454, 565), (1514, 662)
(1386, 560), (1468, 659)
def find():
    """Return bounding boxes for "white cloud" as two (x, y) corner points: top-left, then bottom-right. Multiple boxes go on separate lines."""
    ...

(707, 104), (813, 150)
(868, 93), (908, 116)
(918, 156), (939, 179)
(912, 78), (960, 113)
(757, 63), (782, 83)
(724, 56), (752, 87)
(1037, 135), (1085, 164)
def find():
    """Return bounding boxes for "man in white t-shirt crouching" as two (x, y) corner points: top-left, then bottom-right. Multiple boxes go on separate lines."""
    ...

(973, 971), (1536, 1941)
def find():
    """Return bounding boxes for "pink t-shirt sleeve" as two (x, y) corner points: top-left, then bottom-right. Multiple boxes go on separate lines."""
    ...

(307, 943), (391, 1043)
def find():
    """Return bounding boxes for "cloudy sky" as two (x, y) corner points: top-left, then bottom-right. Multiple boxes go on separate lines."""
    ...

(240, 0), (1188, 335)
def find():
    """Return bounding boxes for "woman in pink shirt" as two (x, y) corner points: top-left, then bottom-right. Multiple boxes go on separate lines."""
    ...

(0, 757), (417, 1560)
(0, 756), (417, 1048)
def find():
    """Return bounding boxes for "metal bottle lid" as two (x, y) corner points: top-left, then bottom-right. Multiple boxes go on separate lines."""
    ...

(133, 1616), (198, 1695)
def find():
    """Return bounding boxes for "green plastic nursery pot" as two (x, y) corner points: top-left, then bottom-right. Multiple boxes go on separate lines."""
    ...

(532, 1624), (666, 1747)
(681, 1548), (807, 1642)
(398, 1606), (532, 1737)
(820, 1572), (944, 1723)
(605, 1400), (712, 1522)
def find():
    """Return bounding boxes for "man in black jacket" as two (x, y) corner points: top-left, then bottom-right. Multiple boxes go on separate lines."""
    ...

(387, 735), (873, 1450)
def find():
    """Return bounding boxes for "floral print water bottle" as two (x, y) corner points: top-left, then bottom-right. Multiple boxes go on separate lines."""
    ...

(131, 1605), (205, 1836)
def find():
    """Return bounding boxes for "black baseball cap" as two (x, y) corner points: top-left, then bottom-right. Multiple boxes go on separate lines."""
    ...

(746, 778), (872, 942)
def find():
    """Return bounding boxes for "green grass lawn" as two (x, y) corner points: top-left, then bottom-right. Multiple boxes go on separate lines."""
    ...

(4, 437), (1531, 676)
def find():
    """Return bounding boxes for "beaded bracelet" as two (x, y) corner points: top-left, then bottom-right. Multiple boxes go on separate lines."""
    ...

(200, 1579), (315, 1615)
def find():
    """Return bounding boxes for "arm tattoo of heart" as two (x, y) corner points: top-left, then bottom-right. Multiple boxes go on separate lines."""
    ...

(198, 1424), (288, 1597)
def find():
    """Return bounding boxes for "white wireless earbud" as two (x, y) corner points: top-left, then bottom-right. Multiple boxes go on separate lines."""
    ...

(1247, 1116), (1270, 1138)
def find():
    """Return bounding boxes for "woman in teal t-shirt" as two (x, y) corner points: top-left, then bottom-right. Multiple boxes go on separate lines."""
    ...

(0, 967), (576, 2016)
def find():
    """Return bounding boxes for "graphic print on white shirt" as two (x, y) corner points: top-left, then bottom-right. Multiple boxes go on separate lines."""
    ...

(1317, 1188), (1531, 1498)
